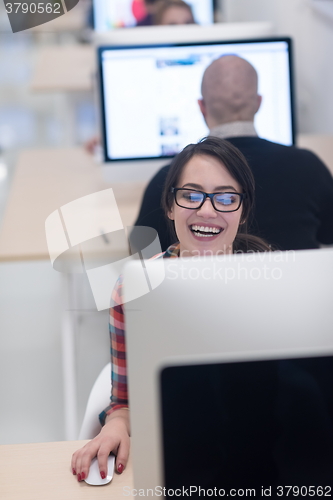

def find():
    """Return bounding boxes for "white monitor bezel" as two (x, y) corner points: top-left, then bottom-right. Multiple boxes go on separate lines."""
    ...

(92, 0), (214, 32)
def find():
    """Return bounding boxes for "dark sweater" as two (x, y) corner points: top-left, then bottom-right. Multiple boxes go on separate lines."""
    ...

(134, 137), (333, 251)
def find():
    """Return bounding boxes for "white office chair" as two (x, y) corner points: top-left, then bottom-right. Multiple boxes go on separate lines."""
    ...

(78, 362), (112, 440)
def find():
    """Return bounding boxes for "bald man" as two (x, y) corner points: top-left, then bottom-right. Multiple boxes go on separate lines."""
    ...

(198, 55), (261, 135)
(134, 55), (333, 251)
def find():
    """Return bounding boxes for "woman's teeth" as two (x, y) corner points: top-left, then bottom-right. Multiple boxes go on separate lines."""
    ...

(190, 225), (222, 237)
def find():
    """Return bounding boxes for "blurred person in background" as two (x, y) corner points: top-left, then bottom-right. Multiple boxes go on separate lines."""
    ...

(153, 0), (195, 25)
(135, 0), (160, 26)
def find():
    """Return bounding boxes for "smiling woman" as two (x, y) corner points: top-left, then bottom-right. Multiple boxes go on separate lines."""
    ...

(162, 136), (270, 255)
(71, 137), (270, 483)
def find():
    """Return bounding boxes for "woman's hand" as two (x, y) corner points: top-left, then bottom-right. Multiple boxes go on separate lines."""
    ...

(71, 409), (130, 482)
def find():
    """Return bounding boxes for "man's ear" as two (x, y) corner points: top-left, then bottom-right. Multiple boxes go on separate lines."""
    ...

(256, 95), (262, 114)
(198, 98), (206, 118)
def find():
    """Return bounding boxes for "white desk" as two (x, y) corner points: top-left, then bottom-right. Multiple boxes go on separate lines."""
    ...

(0, 148), (145, 261)
(31, 46), (95, 92)
(30, 1), (88, 34)
(0, 440), (134, 500)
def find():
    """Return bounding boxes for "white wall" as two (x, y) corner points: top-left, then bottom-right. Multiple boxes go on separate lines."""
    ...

(222, 0), (333, 134)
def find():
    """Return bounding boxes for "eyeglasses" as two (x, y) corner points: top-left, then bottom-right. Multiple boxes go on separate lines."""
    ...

(171, 187), (245, 213)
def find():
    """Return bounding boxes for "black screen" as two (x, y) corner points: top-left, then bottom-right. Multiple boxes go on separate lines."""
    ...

(160, 356), (333, 498)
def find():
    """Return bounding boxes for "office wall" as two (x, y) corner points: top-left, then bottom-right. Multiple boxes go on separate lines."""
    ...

(222, 0), (333, 134)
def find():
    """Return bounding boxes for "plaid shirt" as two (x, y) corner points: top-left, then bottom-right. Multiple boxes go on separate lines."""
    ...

(99, 243), (180, 425)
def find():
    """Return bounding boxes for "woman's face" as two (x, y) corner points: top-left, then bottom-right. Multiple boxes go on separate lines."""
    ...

(168, 154), (243, 256)
(160, 6), (194, 25)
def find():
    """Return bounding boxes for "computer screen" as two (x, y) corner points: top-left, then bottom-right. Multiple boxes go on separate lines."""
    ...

(93, 0), (214, 31)
(98, 37), (295, 163)
(161, 357), (333, 494)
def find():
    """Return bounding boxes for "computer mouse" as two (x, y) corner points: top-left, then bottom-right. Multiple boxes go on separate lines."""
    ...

(84, 454), (115, 486)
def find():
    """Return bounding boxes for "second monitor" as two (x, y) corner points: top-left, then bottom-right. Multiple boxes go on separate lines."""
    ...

(98, 37), (295, 163)
(93, 0), (214, 31)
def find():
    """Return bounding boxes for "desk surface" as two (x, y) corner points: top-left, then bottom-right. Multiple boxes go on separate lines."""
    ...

(0, 148), (146, 262)
(0, 440), (134, 500)
(30, 1), (88, 33)
(31, 46), (95, 92)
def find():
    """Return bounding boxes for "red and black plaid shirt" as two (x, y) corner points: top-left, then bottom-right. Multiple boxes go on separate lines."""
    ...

(99, 243), (180, 425)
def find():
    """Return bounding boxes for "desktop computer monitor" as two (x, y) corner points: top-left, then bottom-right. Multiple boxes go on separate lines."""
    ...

(93, 0), (214, 32)
(123, 249), (333, 493)
(160, 358), (333, 493)
(98, 37), (295, 164)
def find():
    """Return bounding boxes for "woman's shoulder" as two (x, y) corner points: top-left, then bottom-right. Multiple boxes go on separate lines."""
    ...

(152, 243), (180, 259)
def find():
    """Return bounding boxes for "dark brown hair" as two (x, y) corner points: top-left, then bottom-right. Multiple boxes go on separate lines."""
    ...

(161, 136), (270, 252)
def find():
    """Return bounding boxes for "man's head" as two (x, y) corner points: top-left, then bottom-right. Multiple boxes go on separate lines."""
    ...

(198, 55), (262, 129)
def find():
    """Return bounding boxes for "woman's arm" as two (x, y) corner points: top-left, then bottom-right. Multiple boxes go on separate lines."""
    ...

(71, 277), (130, 481)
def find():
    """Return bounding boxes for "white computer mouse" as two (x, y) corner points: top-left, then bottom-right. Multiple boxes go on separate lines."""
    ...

(84, 454), (115, 486)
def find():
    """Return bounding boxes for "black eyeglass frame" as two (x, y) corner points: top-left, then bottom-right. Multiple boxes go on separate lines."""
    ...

(171, 187), (246, 213)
